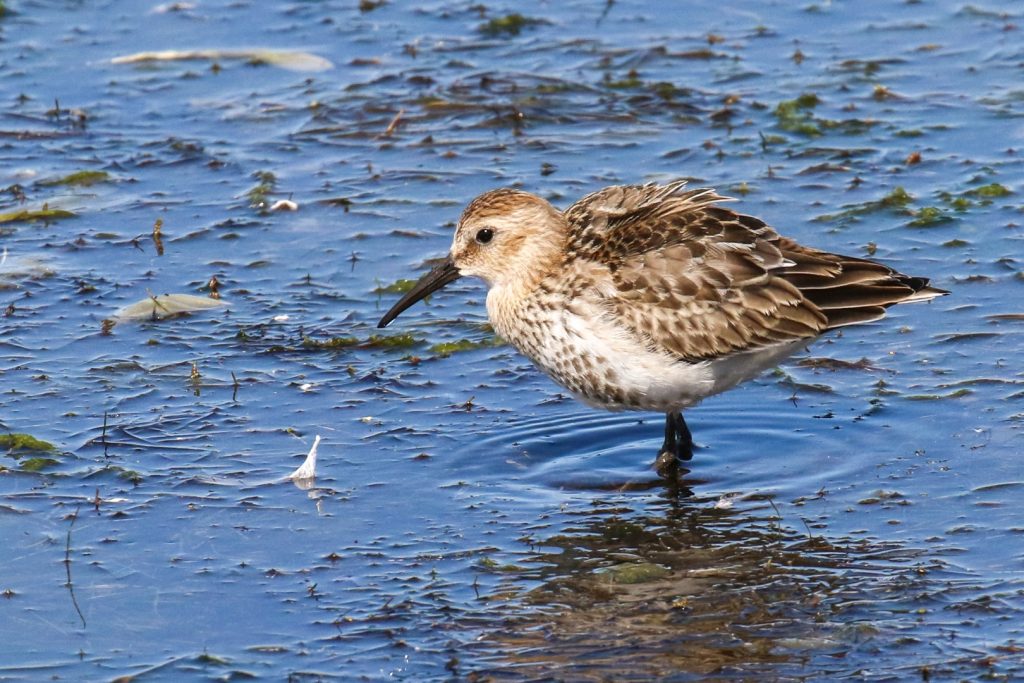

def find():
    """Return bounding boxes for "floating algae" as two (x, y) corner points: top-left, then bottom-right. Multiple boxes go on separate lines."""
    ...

(1, 433), (56, 453)
(36, 170), (111, 187)
(0, 206), (76, 224)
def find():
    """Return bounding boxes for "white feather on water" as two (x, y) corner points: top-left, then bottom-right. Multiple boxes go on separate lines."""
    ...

(113, 293), (227, 321)
(288, 435), (321, 489)
(111, 49), (333, 72)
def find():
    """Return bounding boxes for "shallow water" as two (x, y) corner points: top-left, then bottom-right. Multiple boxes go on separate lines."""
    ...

(1, 0), (1023, 679)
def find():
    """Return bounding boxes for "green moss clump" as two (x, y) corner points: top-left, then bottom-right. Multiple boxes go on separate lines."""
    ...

(653, 82), (680, 100)
(605, 69), (643, 89)
(873, 186), (913, 208)
(774, 93), (822, 136)
(0, 207), (77, 224)
(885, 186), (911, 206)
(363, 333), (419, 349)
(247, 171), (277, 210)
(302, 336), (359, 350)
(946, 196), (972, 210)
(38, 170), (111, 187)
(815, 187), (914, 224)
(374, 278), (417, 295)
(905, 388), (972, 401)
(20, 457), (59, 472)
(429, 337), (503, 357)
(967, 183), (1012, 198)
(907, 206), (953, 228)
(1, 433), (56, 453)
(478, 13), (544, 37)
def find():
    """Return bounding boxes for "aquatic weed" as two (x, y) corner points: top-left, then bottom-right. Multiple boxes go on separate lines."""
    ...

(1, 433), (56, 453)
(37, 170), (111, 187)
(478, 13), (546, 37)
(429, 337), (503, 357)
(774, 93), (822, 136)
(814, 187), (914, 224)
(0, 206), (77, 224)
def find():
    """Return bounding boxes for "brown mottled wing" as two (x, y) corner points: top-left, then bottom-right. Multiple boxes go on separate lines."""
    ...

(773, 236), (942, 328)
(564, 182), (941, 361)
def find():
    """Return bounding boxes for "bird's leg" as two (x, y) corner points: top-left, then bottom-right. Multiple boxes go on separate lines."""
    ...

(654, 412), (695, 478)
(661, 412), (678, 455)
(676, 412), (694, 462)
(654, 412), (682, 478)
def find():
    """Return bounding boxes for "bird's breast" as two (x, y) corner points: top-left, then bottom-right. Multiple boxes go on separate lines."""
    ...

(485, 284), (716, 412)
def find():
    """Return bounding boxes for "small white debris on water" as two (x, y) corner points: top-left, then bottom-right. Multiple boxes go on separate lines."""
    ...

(273, 315), (289, 322)
(270, 199), (299, 212)
(359, 416), (374, 424)
(299, 383), (314, 392)
(150, 2), (196, 12)
(714, 494), (740, 510)
(289, 435), (320, 482)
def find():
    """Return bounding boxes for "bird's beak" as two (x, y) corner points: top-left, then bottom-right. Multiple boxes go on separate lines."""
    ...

(377, 255), (462, 328)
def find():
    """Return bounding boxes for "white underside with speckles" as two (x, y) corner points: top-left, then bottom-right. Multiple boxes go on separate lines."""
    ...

(488, 286), (812, 413)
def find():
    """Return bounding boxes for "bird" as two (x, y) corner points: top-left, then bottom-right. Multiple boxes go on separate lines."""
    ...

(377, 181), (947, 477)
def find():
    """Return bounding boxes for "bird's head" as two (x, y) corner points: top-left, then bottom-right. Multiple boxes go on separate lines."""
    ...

(377, 189), (566, 328)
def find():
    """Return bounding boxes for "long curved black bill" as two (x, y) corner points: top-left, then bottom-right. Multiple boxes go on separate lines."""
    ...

(377, 256), (462, 328)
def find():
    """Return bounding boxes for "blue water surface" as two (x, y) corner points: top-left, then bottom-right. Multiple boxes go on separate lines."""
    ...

(1, 0), (1023, 680)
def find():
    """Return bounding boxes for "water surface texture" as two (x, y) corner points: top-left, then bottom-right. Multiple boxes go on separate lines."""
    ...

(2, 0), (1023, 680)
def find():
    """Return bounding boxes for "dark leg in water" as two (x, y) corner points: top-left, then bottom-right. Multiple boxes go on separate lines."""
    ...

(675, 412), (693, 462)
(654, 411), (694, 478)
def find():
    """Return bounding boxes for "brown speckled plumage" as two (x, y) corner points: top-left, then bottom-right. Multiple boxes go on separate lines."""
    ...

(559, 181), (941, 362)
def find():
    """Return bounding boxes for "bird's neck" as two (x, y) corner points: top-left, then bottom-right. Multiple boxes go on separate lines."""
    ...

(485, 242), (564, 342)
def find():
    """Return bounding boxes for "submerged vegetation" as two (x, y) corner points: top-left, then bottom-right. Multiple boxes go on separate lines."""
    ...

(247, 171), (277, 211)
(814, 187), (914, 223)
(300, 332), (420, 351)
(1, 433), (56, 453)
(429, 337), (503, 357)
(37, 170), (111, 187)
(478, 13), (547, 37)
(774, 93), (823, 136)
(773, 92), (877, 136)
(967, 183), (1012, 199)
(0, 206), (76, 224)
(289, 331), (502, 357)
(2, 432), (60, 472)
(373, 278), (417, 295)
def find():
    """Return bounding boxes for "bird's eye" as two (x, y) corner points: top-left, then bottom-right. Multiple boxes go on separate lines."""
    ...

(475, 228), (494, 244)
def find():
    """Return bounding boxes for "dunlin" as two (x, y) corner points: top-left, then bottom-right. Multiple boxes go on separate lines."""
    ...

(378, 182), (947, 476)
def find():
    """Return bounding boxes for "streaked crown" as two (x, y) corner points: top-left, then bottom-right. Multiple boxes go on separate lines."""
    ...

(449, 188), (567, 288)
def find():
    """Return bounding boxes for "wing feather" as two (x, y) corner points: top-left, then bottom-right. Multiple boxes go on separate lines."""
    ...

(563, 182), (945, 362)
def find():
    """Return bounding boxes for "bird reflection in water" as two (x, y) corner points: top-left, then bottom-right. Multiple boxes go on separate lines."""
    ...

(470, 491), (930, 680)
